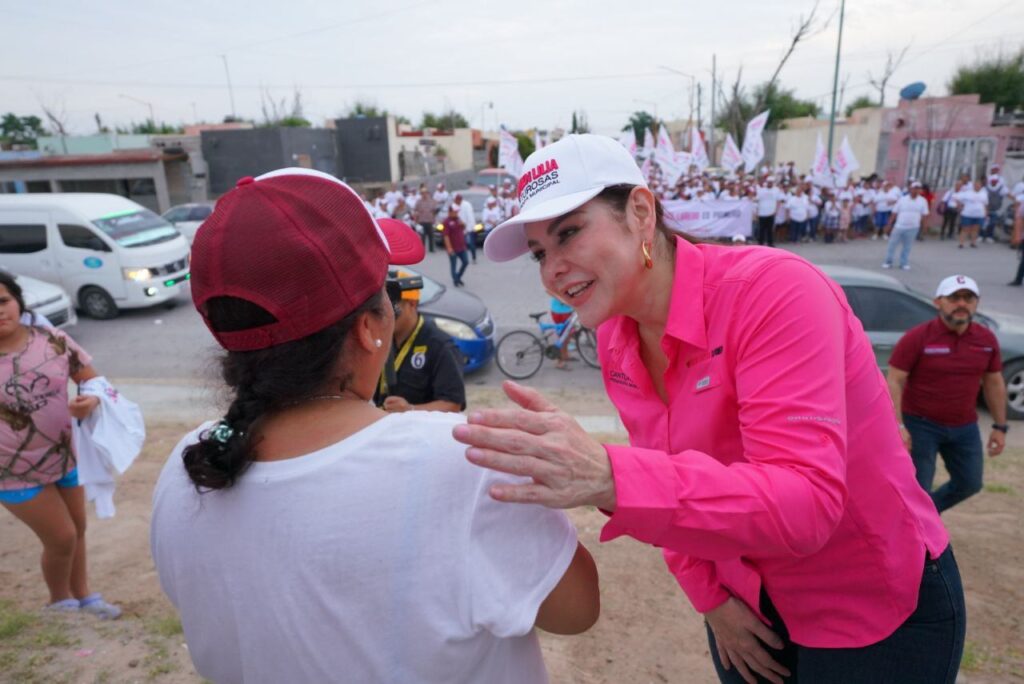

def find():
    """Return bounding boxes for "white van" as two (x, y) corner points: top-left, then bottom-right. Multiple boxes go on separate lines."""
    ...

(0, 194), (191, 319)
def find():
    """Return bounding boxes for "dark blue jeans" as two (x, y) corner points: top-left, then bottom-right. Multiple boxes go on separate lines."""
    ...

(707, 546), (965, 683)
(448, 250), (469, 286)
(904, 413), (984, 512)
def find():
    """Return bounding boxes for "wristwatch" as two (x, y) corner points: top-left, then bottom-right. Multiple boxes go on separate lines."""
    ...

(992, 424), (1009, 433)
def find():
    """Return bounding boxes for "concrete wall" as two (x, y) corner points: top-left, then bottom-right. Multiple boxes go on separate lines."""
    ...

(772, 108), (883, 177)
(202, 129), (285, 195)
(333, 117), (391, 184)
(386, 120), (474, 183)
(0, 160), (170, 212)
(37, 133), (151, 156)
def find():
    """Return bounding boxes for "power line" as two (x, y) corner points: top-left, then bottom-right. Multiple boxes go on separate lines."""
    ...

(0, 71), (667, 91)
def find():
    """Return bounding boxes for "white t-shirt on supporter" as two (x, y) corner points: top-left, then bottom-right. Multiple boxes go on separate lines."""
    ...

(892, 195), (930, 230)
(756, 186), (782, 217)
(955, 188), (989, 219)
(785, 194), (810, 222)
(151, 412), (576, 684)
(874, 188), (901, 212)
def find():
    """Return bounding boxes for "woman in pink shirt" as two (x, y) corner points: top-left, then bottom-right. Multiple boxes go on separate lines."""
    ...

(457, 135), (964, 684)
(0, 271), (121, 619)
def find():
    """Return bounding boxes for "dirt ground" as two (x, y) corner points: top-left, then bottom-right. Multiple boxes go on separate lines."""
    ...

(1, 387), (1021, 683)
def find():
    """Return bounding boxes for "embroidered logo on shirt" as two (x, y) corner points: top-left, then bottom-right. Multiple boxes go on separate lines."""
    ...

(608, 370), (639, 389)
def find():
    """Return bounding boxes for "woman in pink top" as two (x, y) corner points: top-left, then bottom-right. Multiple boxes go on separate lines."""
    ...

(457, 135), (964, 684)
(0, 272), (121, 618)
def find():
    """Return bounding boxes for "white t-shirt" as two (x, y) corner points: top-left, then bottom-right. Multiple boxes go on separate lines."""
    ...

(955, 188), (989, 219)
(873, 187), (901, 212)
(892, 195), (930, 230)
(785, 194), (810, 222)
(756, 186), (782, 217)
(152, 413), (576, 684)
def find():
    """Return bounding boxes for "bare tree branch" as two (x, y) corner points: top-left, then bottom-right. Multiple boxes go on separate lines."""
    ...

(756, 0), (823, 111)
(868, 44), (911, 107)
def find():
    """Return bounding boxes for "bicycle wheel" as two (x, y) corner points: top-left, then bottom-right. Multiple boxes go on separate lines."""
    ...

(495, 330), (546, 380)
(574, 327), (600, 368)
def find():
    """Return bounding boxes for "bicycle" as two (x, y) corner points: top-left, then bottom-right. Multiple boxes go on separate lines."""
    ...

(495, 310), (600, 380)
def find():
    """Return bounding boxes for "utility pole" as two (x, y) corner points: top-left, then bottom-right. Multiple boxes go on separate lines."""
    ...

(826, 0), (846, 164)
(221, 54), (237, 120)
(710, 54), (717, 165)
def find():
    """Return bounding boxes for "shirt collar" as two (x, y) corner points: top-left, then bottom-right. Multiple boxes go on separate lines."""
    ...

(665, 237), (708, 350)
(604, 236), (708, 352)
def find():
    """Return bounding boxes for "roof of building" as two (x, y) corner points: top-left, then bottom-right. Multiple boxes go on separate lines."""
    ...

(0, 150), (186, 170)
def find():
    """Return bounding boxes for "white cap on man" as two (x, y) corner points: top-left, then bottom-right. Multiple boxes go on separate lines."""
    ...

(935, 274), (980, 298)
(483, 134), (647, 262)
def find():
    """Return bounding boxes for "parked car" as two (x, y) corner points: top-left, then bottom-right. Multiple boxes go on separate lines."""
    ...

(822, 265), (1024, 420)
(162, 203), (214, 244)
(15, 274), (77, 328)
(401, 267), (495, 373)
(432, 189), (490, 247)
(472, 168), (517, 189)
(0, 194), (191, 320)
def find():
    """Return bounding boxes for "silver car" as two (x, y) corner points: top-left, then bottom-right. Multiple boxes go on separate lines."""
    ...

(162, 203), (214, 244)
(822, 265), (1024, 421)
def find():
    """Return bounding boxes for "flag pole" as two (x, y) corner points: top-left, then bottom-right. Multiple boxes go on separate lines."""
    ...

(826, 0), (846, 165)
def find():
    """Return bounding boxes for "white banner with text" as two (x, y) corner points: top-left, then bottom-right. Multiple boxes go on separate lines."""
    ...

(662, 199), (753, 238)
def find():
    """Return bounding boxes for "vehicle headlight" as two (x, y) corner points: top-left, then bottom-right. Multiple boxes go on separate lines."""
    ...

(122, 267), (153, 282)
(433, 317), (479, 341)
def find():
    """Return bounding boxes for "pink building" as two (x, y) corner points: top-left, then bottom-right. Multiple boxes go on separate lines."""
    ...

(879, 94), (1024, 189)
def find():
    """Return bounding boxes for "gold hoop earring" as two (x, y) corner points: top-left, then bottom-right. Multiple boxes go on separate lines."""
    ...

(641, 240), (654, 270)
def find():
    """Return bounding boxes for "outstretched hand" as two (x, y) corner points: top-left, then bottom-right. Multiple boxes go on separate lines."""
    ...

(452, 381), (616, 510)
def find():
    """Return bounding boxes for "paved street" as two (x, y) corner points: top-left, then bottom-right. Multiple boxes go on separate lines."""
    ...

(68, 234), (1022, 401)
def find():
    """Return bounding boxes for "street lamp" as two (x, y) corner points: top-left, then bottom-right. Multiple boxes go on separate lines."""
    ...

(119, 94), (155, 126)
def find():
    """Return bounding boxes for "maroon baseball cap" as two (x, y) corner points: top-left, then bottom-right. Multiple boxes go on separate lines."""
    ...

(191, 168), (424, 351)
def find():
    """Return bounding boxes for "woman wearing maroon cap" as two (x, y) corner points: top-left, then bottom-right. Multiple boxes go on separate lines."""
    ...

(150, 169), (598, 684)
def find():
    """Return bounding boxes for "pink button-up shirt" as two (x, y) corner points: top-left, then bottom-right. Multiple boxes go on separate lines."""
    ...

(598, 237), (948, 648)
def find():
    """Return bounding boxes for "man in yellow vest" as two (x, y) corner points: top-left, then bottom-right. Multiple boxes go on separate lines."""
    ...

(374, 271), (466, 413)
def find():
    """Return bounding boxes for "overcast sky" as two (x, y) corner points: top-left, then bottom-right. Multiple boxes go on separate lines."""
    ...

(3, 0), (1021, 137)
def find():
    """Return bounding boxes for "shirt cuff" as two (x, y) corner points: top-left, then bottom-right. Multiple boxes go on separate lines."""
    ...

(599, 444), (682, 546)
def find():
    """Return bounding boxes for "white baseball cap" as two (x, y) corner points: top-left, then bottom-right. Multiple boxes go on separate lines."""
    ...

(935, 274), (980, 298)
(483, 134), (647, 262)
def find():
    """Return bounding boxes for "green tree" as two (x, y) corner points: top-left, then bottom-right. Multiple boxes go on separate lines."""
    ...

(514, 131), (535, 161)
(844, 95), (878, 118)
(948, 48), (1024, 111)
(0, 113), (48, 148)
(622, 111), (656, 144)
(126, 120), (185, 134)
(420, 109), (470, 130)
(345, 100), (408, 124)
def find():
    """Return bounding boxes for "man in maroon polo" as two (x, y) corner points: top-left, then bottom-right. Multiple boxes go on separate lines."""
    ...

(886, 274), (1008, 512)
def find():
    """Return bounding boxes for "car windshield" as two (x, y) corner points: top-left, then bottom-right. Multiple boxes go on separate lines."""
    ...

(93, 209), (180, 248)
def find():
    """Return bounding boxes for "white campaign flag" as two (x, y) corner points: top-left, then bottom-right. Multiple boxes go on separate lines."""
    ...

(690, 127), (709, 172)
(832, 136), (860, 185)
(741, 110), (770, 171)
(499, 126), (524, 178)
(618, 130), (638, 158)
(721, 134), (743, 172)
(642, 127), (656, 158)
(661, 150), (692, 186)
(655, 125), (676, 168)
(810, 132), (833, 187)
